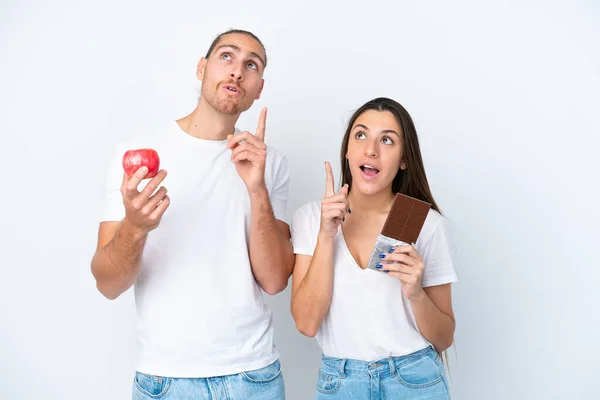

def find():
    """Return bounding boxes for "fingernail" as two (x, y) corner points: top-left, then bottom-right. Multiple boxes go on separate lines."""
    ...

(388, 247), (395, 253)
(348, 208), (351, 213)
(383, 270), (390, 273)
(342, 217), (345, 222)
(378, 253), (386, 258)
(376, 264), (383, 268)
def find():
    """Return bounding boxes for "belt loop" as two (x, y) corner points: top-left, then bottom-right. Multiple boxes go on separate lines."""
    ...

(388, 357), (396, 377)
(339, 359), (347, 378)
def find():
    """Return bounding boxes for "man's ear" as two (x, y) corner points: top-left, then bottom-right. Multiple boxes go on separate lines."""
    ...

(255, 79), (265, 100)
(196, 57), (207, 81)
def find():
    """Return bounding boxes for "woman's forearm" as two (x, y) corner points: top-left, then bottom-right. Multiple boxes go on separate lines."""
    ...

(291, 233), (335, 337)
(410, 289), (455, 351)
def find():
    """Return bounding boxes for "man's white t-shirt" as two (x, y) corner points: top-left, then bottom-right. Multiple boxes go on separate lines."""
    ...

(100, 121), (290, 378)
(291, 201), (458, 361)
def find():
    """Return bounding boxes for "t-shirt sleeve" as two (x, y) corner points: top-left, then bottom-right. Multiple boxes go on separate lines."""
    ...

(420, 217), (459, 287)
(270, 153), (290, 225)
(291, 203), (318, 256)
(99, 145), (126, 222)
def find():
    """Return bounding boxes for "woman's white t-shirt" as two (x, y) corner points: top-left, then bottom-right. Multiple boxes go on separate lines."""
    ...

(291, 200), (458, 361)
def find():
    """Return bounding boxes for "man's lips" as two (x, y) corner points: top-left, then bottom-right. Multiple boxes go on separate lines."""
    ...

(222, 84), (242, 96)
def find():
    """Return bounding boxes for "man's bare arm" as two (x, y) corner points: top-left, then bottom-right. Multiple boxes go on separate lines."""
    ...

(91, 167), (169, 299)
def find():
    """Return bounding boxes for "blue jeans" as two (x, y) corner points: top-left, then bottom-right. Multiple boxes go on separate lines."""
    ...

(132, 359), (285, 399)
(315, 346), (450, 399)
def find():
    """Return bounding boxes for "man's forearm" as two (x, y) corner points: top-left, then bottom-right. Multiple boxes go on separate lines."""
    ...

(91, 220), (147, 299)
(248, 186), (293, 295)
(410, 290), (455, 351)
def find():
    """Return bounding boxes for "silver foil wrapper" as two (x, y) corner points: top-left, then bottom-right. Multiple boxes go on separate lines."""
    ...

(366, 234), (409, 271)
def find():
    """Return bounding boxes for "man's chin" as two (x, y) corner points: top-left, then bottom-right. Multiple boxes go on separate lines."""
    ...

(218, 105), (240, 115)
(215, 98), (249, 116)
(207, 101), (236, 115)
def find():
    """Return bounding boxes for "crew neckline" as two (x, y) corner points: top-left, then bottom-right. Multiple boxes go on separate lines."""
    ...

(172, 120), (240, 146)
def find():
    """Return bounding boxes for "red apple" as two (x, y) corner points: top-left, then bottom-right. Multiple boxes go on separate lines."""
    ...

(122, 148), (160, 178)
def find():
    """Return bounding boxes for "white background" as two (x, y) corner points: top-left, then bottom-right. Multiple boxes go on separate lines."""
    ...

(1, 0), (599, 399)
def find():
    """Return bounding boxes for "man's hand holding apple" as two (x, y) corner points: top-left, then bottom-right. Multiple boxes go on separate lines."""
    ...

(121, 149), (169, 235)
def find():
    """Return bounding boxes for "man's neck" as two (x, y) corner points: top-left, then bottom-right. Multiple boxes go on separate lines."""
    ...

(176, 98), (239, 141)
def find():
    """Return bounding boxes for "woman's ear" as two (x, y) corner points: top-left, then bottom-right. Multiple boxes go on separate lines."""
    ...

(400, 158), (407, 170)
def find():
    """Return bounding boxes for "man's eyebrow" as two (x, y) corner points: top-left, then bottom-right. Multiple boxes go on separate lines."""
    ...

(248, 52), (265, 68)
(215, 44), (240, 53)
(214, 44), (266, 68)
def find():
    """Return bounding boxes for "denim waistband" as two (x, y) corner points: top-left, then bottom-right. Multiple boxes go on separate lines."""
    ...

(320, 346), (437, 378)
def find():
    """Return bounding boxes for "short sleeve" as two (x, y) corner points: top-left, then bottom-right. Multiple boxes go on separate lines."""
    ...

(99, 145), (126, 222)
(291, 203), (319, 256)
(420, 218), (458, 287)
(269, 152), (290, 225)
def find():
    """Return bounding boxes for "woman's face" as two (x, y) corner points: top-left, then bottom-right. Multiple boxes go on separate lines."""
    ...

(346, 110), (406, 196)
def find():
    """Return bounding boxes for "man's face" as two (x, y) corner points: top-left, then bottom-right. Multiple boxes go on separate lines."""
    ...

(197, 33), (266, 115)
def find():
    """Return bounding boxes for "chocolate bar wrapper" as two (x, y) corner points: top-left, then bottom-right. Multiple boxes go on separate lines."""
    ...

(366, 234), (409, 271)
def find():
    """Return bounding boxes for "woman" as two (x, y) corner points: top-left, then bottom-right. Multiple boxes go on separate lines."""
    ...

(291, 97), (457, 399)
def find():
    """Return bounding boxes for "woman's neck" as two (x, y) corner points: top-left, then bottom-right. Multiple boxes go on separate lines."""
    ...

(347, 186), (396, 216)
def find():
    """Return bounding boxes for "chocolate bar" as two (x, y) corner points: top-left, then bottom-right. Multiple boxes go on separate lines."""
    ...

(381, 194), (431, 244)
(366, 193), (431, 271)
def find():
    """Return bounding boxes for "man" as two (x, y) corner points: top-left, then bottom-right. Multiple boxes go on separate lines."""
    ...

(91, 29), (294, 399)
